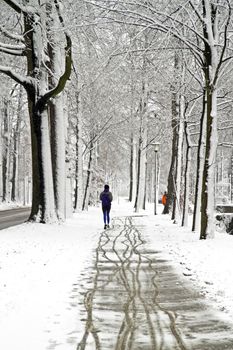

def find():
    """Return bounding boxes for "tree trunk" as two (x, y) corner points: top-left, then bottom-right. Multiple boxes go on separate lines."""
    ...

(140, 123), (147, 210)
(129, 133), (134, 202)
(182, 120), (191, 227)
(200, 1), (218, 239)
(200, 87), (218, 239)
(82, 141), (94, 211)
(164, 90), (178, 215)
(28, 96), (41, 220)
(2, 99), (10, 202)
(50, 98), (66, 220)
(23, 3), (71, 222)
(11, 86), (23, 202)
(48, 5), (67, 221)
(172, 95), (184, 222)
(0, 111), (2, 201)
(74, 93), (83, 211)
(24, 8), (56, 222)
(143, 156), (147, 210)
(134, 140), (141, 212)
(34, 108), (57, 222)
(192, 93), (206, 232)
(132, 137), (137, 202)
(134, 76), (147, 212)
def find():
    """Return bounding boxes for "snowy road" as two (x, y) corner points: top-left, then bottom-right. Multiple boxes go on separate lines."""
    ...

(76, 216), (233, 350)
(0, 207), (30, 230)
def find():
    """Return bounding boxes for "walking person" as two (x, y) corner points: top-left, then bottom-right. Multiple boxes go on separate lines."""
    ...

(100, 184), (113, 229)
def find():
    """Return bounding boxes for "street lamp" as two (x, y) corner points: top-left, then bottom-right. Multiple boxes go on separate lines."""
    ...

(151, 142), (160, 215)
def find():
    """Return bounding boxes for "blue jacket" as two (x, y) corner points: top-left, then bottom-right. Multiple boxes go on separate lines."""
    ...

(100, 190), (113, 207)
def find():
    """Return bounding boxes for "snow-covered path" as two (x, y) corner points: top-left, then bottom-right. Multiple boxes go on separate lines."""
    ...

(76, 215), (233, 350)
(0, 200), (233, 349)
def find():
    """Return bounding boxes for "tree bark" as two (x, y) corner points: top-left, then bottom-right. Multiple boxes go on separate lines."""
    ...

(143, 156), (147, 210)
(11, 86), (23, 202)
(82, 141), (94, 211)
(134, 139), (142, 212)
(164, 88), (178, 215)
(182, 120), (192, 227)
(74, 93), (83, 211)
(200, 1), (219, 239)
(192, 93), (206, 232)
(47, 4), (67, 221)
(34, 107), (56, 222)
(200, 87), (218, 239)
(129, 133), (134, 202)
(2, 98), (10, 202)
(172, 95), (184, 222)
(0, 109), (2, 201)
(134, 76), (147, 212)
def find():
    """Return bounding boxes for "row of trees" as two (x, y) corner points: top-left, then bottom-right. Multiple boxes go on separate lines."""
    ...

(1, 0), (233, 240)
(92, 0), (233, 239)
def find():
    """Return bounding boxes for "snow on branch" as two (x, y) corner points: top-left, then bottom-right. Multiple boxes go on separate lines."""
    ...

(188, 0), (204, 24)
(218, 125), (233, 130)
(85, 0), (204, 62)
(2, 0), (22, 13)
(0, 65), (32, 87)
(0, 24), (24, 42)
(218, 142), (233, 147)
(3, 0), (38, 15)
(213, 1), (232, 86)
(0, 41), (26, 56)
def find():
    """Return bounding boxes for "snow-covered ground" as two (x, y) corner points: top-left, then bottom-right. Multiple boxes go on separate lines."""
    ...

(0, 199), (233, 349)
(0, 202), (29, 210)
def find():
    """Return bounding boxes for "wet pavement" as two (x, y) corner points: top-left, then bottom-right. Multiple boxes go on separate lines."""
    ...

(75, 216), (233, 350)
(0, 207), (30, 230)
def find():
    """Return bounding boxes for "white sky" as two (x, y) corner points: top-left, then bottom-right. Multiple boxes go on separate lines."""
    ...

(0, 199), (233, 349)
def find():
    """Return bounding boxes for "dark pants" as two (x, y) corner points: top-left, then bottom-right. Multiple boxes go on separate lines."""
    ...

(102, 205), (111, 224)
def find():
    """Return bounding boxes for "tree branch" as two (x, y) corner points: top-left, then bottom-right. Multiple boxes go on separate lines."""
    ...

(0, 65), (32, 88)
(40, 0), (72, 105)
(218, 142), (233, 148)
(2, 0), (22, 13)
(0, 24), (24, 42)
(213, 1), (232, 86)
(2, 0), (38, 14)
(0, 41), (26, 56)
(188, 0), (204, 23)
(0, 47), (25, 56)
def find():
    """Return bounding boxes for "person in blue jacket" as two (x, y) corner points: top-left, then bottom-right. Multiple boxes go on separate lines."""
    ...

(100, 184), (113, 229)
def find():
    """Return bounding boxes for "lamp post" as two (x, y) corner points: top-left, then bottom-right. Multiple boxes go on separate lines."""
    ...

(151, 142), (160, 215)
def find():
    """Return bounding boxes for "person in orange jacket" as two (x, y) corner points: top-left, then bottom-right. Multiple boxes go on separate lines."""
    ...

(162, 191), (167, 209)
